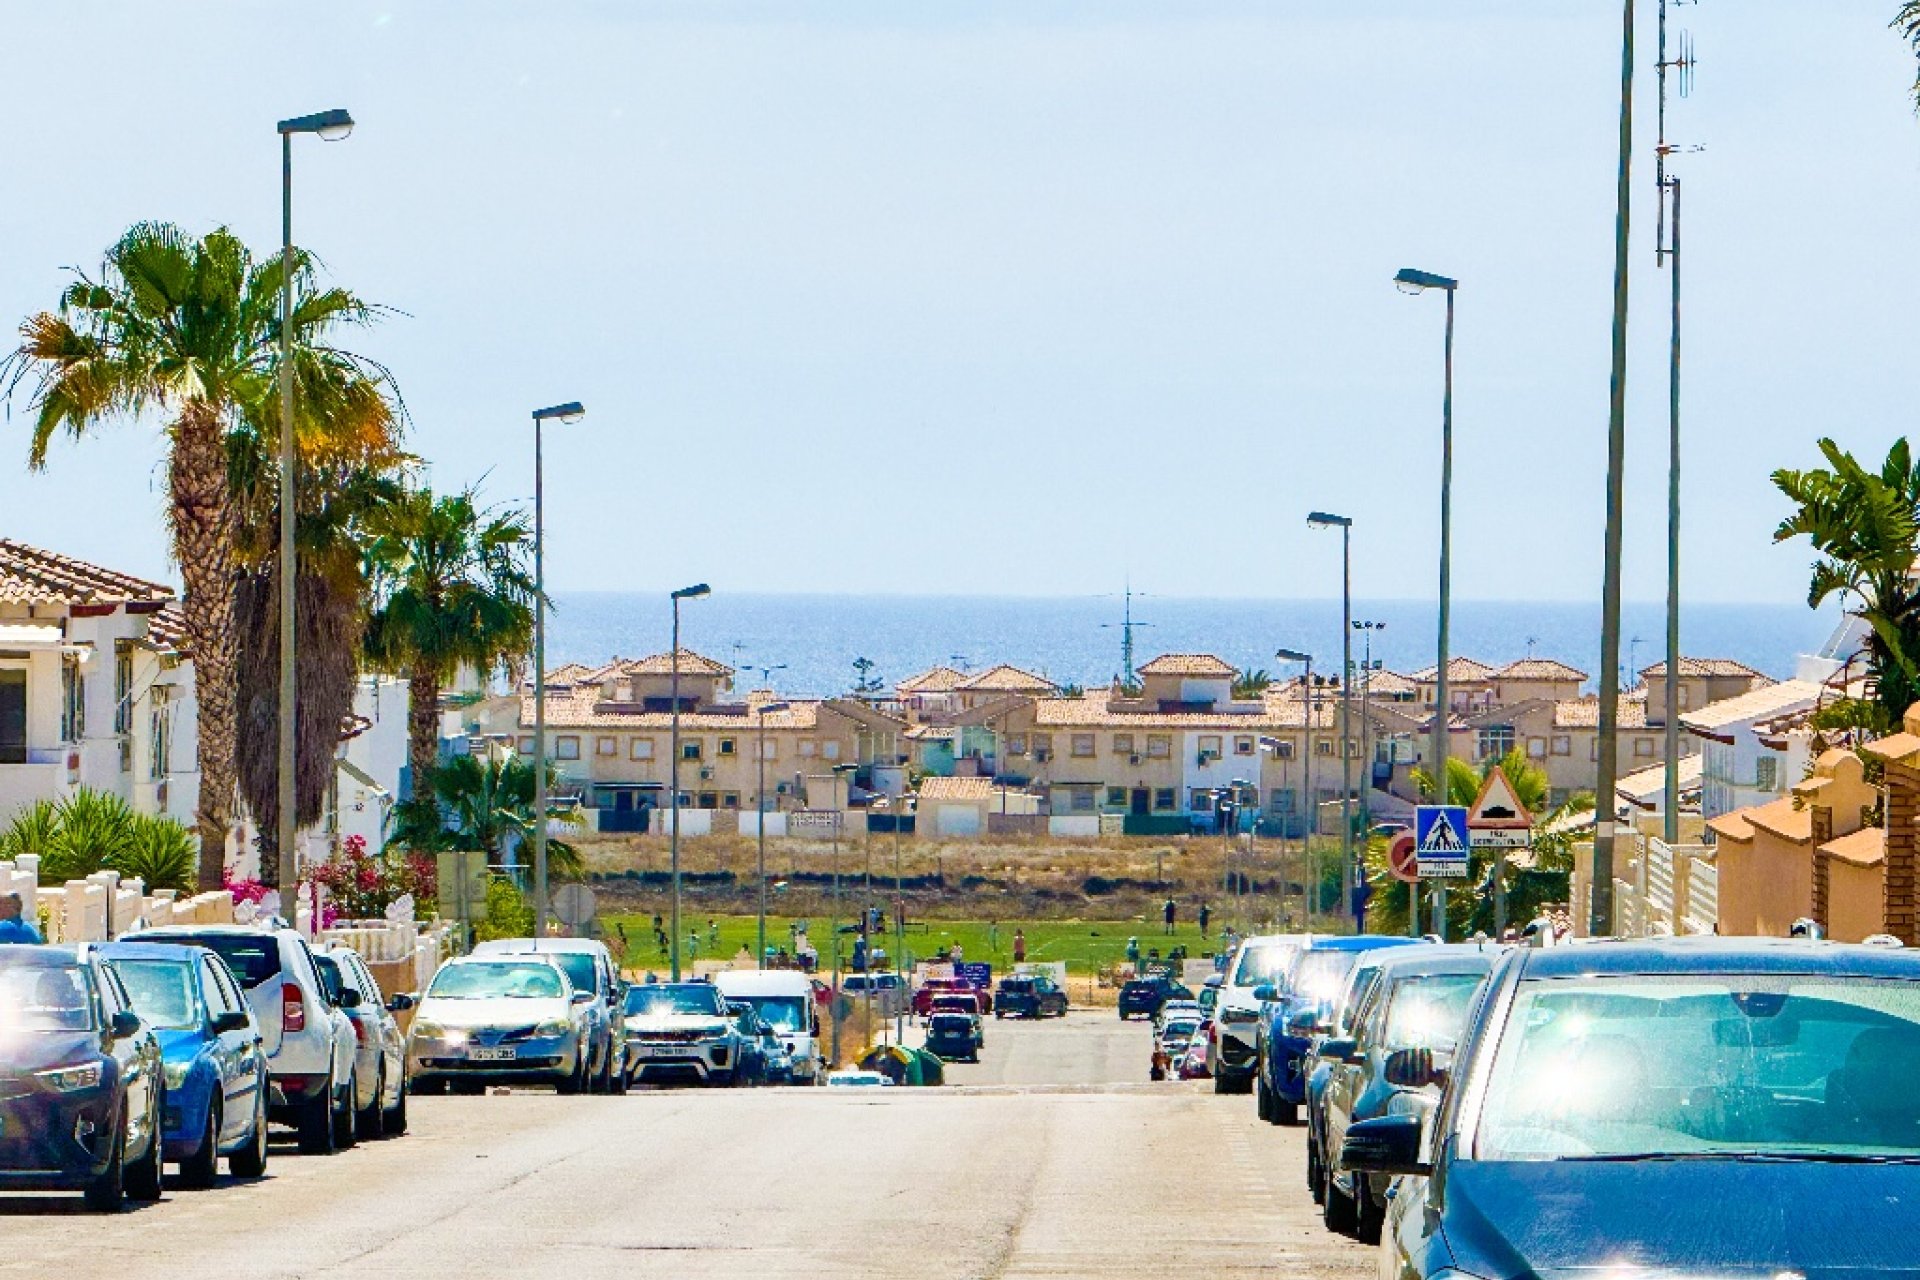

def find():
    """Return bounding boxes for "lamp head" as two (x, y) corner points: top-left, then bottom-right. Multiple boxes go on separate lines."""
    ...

(533, 401), (585, 425)
(278, 108), (354, 140)
(1394, 267), (1458, 295)
(1257, 736), (1284, 752)
(671, 583), (711, 601)
(758, 701), (791, 716)
(1306, 511), (1352, 530)
(1274, 647), (1312, 665)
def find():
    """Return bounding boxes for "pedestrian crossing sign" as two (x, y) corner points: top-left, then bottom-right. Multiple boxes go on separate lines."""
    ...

(1414, 805), (1471, 878)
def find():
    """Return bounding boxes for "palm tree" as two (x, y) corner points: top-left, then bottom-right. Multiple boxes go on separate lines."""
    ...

(406, 753), (583, 877)
(1233, 668), (1272, 699)
(4, 223), (397, 887)
(1773, 438), (1920, 727)
(364, 486), (536, 787)
(1897, 4), (1920, 103)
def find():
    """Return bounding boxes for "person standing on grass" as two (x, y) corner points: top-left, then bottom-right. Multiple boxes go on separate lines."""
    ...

(1162, 897), (1177, 935)
(1012, 929), (1026, 965)
(0, 893), (41, 944)
(987, 919), (999, 953)
(1197, 902), (1211, 937)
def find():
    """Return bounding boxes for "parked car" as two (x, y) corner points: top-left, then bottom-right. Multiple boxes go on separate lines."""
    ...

(407, 955), (593, 1093)
(825, 1069), (891, 1087)
(1306, 946), (1406, 1204)
(126, 924), (359, 1154)
(622, 981), (746, 1086)
(1153, 998), (1202, 1031)
(926, 1011), (983, 1062)
(313, 946), (411, 1136)
(1158, 1016), (1201, 1058)
(1177, 1022), (1213, 1080)
(1209, 933), (1312, 1093)
(471, 938), (626, 1094)
(1118, 975), (1192, 1020)
(714, 970), (823, 1084)
(995, 974), (1068, 1019)
(1256, 935), (1422, 1126)
(1347, 938), (1920, 1280)
(93, 941), (270, 1185)
(0, 945), (164, 1210)
(842, 972), (909, 1019)
(914, 975), (993, 1017)
(1319, 944), (1498, 1241)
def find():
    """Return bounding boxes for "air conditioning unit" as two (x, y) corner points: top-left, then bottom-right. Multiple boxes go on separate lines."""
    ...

(699, 766), (714, 780)
(1129, 754), (1141, 766)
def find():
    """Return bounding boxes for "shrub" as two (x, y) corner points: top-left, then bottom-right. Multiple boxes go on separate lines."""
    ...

(41, 789), (136, 882)
(116, 815), (196, 893)
(474, 878), (534, 941)
(0, 799), (60, 862)
(305, 834), (436, 921)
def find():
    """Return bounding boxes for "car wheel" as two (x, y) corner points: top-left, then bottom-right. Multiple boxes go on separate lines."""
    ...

(178, 1099), (220, 1189)
(1212, 1071), (1230, 1095)
(412, 1077), (447, 1097)
(383, 1079), (409, 1137)
(356, 1067), (385, 1142)
(1322, 1158), (1359, 1236)
(1306, 1136), (1324, 1204)
(297, 1074), (337, 1155)
(332, 1071), (359, 1149)
(1275, 1099), (1299, 1127)
(82, 1109), (127, 1213)
(595, 1046), (615, 1094)
(1256, 1071), (1275, 1122)
(229, 1092), (269, 1178)
(125, 1092), (164, 1202)
(556, 1047), (585, 1095)
(1356, 1176), (1384, 1245)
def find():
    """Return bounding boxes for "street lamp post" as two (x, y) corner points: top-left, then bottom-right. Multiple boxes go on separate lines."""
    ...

(1354, 619), (1384, 892)
(1257, 737), (1291, 926)
(529, 401), (584, 937)
(1308, 512), (1356, 927)
(273, 107), (352, 900)
(1394, 267), (1459, 940)
(1275, 648), (1313, 925)
(753, 694), (789, 966)
(668, 583), (711, 980)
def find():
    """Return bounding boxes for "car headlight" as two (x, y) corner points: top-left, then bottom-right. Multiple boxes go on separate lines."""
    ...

(163, 1059), (194, 1090)
(1222, 1007), (1259, 1023)
(535, 1018), (572, 1037)
(38, 1062), (104, 1093)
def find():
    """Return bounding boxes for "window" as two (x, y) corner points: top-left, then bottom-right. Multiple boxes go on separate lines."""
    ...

(517, 735), (535, 756)
(1677, 684), (1691, 708)
(596, 736), (617, 756)
(1234, 736), (1255, 756)
(1634, 737), (1656, 758)
(149, 688), (172, 779)
(1755, 756), (1778, 791)
(822, 741), (841, 761)
(1106, 787), (1127, 808)
(1527, 737), (1547, 759)
(757, 739), (778, 761)
(1477, 726), (1515, 760)
(799, 740), (817, 758)
(555, 736), (581, 761)
(1032, 733), (1053, 758)
(1272, 739), (1295, 759)
(1070, 788), (1095, 812)
(1153, 787), (1176, 812)
(1270, 788), (1295, 813)
(697, 792), (718, 809)
(1198, 735), (1223, 759)
(682, 740), (703, 761)
(630, 737), (655, 761)
(721, 792), (740, 809)
(1189, 788), (1214, 812)
(1070, 733), (1095, 758)
(1112, 733), (1134, 756)
(114, 640), (133, 735)
(61, 656), (85, 744)
(1008, 734), (1027, 755)
(1551, 735), (1571, 756)
(1146, 735), (1171, 759)
(718, 737), (737, 757)
(1316, 740), (1334, 757)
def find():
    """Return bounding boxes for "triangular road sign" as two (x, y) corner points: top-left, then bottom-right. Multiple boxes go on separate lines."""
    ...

(1468, 766), (1534, 830)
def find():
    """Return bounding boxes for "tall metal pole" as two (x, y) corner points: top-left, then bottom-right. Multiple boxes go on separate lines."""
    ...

(277, 132), (298, 897)
(757, 704), (770, 964)
(1339, 524), (1354, 928)
(1302, 660), (1314, 925)
(1662, 179), (1682, 845)
(669, 607), (683, 980)
(533, 416), (549, 936)
(893, 804), (904, 1046)
(829, 815), (841, 1065)
(1593, 0), (1637, 938)
(1432, 286), (1456, 942)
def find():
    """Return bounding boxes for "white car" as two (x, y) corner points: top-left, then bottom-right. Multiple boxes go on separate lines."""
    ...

(713, 970), (823, 1084)
(1209, 933), (1313, 1095)
(621, 981), (745, 1086)
(841, 972), (908, 1019)
(407, 955), (595, 1093)
(126, 924), (360, 1154)
(825, 1070), (892, 1087)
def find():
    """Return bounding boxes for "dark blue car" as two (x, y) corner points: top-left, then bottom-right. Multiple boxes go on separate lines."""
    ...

(1254, 934), (1420, 1126)
(93, 942), (269, 1186)
(1345, 937), (1920, 1279)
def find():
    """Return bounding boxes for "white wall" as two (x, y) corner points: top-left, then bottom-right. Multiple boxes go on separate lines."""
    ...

(335, 676), (410, 849)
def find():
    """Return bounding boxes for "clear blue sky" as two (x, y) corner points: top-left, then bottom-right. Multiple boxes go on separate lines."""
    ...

(3, 1), (1916, 603)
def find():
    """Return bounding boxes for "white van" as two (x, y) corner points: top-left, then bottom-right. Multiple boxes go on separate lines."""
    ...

(712, 970), (821, 1084)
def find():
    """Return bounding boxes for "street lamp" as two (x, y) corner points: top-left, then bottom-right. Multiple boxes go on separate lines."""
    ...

(1307, 511), (1356, 927)
(1274, 648), (1314, 923)
(529, 402), (584, 937)
(748, 666), (788, 965)
(1394, 266), (1458, 940)
(1353, 621), (1385, 839)
(668, 582), (711, 981)
(273, 107), (353, 901)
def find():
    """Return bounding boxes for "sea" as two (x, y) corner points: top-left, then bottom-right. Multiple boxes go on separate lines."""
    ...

(542, 593), (1842, 697)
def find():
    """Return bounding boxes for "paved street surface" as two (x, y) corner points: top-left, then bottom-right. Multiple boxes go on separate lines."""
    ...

(0, 1012), (1374, 1280)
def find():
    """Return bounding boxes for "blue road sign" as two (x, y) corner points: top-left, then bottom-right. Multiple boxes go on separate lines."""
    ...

(1414, 806), (1471, 878)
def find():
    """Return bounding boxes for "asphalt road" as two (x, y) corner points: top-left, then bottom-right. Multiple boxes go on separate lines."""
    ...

(1, 1011), (1376, 1280)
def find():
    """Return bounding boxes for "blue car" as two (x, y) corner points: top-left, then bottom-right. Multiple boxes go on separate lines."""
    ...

(92, 942), (269, 1187)
(1255, 935), (1420, 1126)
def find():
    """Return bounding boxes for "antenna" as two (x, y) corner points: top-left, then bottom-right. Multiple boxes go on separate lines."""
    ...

(1098, 577), (1153, 686)
(1655, 0), (1700, 266)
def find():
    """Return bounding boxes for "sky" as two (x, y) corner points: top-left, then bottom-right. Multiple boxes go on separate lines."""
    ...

(3, 1), (1918, 605)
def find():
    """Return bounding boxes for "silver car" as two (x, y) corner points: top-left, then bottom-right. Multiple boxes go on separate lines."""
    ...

(314, 947), (410, 1138)
(406, 956), (594, 1094)
(622, 981), (745, 1086)
(470, 939), (626, 1094)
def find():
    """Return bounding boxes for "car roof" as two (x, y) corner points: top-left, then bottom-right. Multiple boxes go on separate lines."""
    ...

(1304, 935), (1426, 953)
(1515, 935), (1920, 980)
(127, 924), (293, 938)
(442, 953), (564, 969)
(89, 941), (214, 963)
(470, 938), (609, 956)
(0, 944), (86, 967)
(1370, 942), (1507, 978)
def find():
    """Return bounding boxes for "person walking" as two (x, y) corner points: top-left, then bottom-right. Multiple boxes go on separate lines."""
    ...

(1197, 901), (1211, 938)
(0, 893), (42, 944)
(1162, 897), (1177, 935)
(1011, 928), (1027, 965)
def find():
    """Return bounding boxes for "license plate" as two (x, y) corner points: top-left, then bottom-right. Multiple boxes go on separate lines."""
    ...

(468, 1047), (516, 1062)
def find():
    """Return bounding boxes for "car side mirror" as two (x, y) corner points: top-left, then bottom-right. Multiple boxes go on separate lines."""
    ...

(109, 1010), (141, 1040)
(1318, 1037), (1359, 1063)
(386, 993), (416, 1013)
(335, 989), (362, 1010)
(571, 991), (594, 1004)
(1285, 1009), (1320, 1037)
(1341, 1114), (1431, 1178)
(1385, 1046), (1445, 1090)
(1252, 984), (1278, 1003)
(210, 1010), (252, 1035)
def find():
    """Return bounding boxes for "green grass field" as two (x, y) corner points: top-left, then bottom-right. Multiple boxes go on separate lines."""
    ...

(602, 911), (1222, 978)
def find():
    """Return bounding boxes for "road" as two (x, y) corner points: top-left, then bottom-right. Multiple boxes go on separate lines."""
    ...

(1, 1011), (1376, 1280)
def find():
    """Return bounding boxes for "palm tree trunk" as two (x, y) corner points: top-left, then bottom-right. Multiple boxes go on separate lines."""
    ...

(170, 399), (240, 889)
(408, 669), (443, 794)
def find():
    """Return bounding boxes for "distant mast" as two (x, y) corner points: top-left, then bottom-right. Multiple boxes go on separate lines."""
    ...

(1103, 578), (1152, 688)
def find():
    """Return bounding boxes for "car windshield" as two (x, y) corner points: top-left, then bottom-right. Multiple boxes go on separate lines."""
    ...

(1290, 949), (1361, 1003)
(0, 960), (94, 1032)
(1163, 1019), (1199, 1041)
(1232, 943), (1296, 987)
(108, 958), (200, 1030)
(731, 994), (807, 1033)
(147, 934), (281, 990)
(626, 984), (725, 1017)
(429, 962), (563, 1000)
(1382, 971), (1486, 1052)
(930, 1015), (973, 1032)
(547, 953), (598, 995)
(1001, 979), (1033, 993)
(1476, 975), (1920, 1162)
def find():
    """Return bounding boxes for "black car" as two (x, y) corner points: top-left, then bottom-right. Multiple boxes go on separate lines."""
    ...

(0, 946), (166, 1211)
(1118, 976), (1192, 1021)
(925, 1013), (982, 1062)
(996, 975), (1069, 1019)
(1344, 937), (1920, 1280)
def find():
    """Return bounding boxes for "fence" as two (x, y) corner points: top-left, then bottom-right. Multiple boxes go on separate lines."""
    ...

(0, 859), (238, 943)
(317, 916), (454, 996)
(1573, 832), (1717, 938)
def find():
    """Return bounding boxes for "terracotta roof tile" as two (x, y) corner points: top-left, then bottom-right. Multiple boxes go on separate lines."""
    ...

(1032, 690), (1339, 730)
(955, 664), (1057, 693)
(1680, 679), (1823, 734)
(1639, 657), (1768, 680)
(618, 649), (734, 678)
(1136, 653), (1238, 678)
(516, 691), (820, 731)
(145, 602), (188, 653)
(1412, 656), (1496, 683)
(1553, 695), (1649, 730)
(898, 666), (967, 694)
(917, 775), (995, 801)
(1495, 658), (1589, 682)
(0, 539), (173, 608)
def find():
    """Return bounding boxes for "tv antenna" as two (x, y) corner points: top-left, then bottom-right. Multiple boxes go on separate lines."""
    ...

(1655, 0), (1700, 265)
(1098, 578), (1153, 686)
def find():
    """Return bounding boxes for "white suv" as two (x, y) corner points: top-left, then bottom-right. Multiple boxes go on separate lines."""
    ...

(1208, 933), (1312, 1095)
(126, 924), (360, 1154)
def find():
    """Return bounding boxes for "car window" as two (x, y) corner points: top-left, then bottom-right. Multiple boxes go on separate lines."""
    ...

(313, 954), (346, 1005)
(199, 957), (236, 1015)
(1382, 972), (1487, 1053)
(547, 952), (598, 995)
(146, 933), (283, 989)
(97, 964), (131, 1019)
(110, 957), (202, 1030)
(207, 955), (247, 1014)
(429, 962), (564, 1000)
(0, 960), (98, 1031)
(351, 955), (384, 1004)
